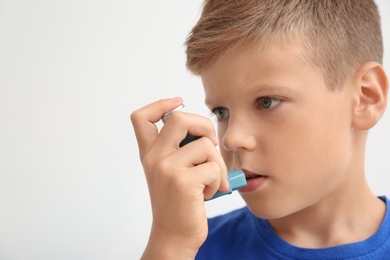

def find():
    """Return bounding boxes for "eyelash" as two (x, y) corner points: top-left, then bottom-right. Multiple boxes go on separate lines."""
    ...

(210, 96), (282, 120)
(210, 107), (229, 120)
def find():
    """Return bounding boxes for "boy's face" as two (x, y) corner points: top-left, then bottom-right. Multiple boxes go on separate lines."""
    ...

(201, 42), (356, 219)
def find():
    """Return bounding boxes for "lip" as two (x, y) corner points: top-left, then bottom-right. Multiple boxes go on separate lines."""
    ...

(239, 169), (268, 193)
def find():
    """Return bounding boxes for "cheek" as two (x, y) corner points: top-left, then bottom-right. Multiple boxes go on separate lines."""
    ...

(274, 107), (351, 180)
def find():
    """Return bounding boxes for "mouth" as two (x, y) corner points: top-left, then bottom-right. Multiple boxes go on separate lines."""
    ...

(239, 169), (268, 193)
(242, 169), (266, 180)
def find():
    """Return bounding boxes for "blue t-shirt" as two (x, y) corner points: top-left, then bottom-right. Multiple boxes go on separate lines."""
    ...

(196, 197), (390, 259)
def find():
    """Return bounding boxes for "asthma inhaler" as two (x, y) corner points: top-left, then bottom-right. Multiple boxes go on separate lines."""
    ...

(161, 104), (247, 200)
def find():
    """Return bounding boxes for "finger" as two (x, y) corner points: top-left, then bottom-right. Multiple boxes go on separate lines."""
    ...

(157, 112), (219, 150)
(130, 97), (183, 158)
(166, 137), (229, 191)
(182, 139), (230, 192)
(179, 137), (223, 165)
(187, 162), (224, 200)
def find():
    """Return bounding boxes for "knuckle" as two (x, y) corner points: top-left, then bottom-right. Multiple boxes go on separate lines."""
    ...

(130, 109), (142, 124)
(205, 118), (214, 128)
(198, 136), (214, 148)
(207, 161), (222, 174)
(154, 159), (166, 172)
(167, 111), (186, 125)
(156, 161), (190, 192)
(155, 159), (174, 177)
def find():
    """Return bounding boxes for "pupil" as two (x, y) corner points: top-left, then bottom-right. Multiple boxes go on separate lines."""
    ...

(216, 108), (225, 118)
(262, 98), (271, 108)
(218, 108), (224, 117)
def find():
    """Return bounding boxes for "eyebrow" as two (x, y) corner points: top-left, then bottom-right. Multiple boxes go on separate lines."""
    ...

(251, 83), (301, 95)
(205, 83), (301, 106)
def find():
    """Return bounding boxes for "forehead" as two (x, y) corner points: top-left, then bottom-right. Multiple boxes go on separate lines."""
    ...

(201, 40), (322, 101)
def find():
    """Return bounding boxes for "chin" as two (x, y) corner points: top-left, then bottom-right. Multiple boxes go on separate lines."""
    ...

(243, 196), (304, 220)
(244, 202), (284, 220)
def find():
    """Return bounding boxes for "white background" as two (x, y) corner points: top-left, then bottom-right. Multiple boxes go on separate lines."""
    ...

(0, 1), (389, 259)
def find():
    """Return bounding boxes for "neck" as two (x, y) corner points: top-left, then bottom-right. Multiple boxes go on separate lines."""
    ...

(268, 173), (385, 248)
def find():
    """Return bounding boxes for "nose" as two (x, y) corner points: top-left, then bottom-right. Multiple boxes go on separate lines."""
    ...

(221, 117), (256, 153)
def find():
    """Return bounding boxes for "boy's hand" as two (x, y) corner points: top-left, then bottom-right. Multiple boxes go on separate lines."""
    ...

(131, 97), (229, 259)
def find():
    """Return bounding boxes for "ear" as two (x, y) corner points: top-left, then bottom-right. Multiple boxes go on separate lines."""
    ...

(352, 62), (389, 130)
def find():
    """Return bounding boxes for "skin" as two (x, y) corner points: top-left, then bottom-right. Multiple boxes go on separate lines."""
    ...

(131, 97), (229, 259)
(131, 40), (388, 259)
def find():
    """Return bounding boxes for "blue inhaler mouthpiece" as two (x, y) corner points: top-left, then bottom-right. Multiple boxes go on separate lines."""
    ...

(206, 169), (247, 201)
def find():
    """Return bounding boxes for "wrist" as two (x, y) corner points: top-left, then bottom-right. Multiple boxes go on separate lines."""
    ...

(141, 227), (201, 260)
(142, 238), (198, 260)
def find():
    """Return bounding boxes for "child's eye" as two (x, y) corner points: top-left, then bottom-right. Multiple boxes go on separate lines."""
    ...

(211, 107), (230, 120)
(257, 97), (281, 110)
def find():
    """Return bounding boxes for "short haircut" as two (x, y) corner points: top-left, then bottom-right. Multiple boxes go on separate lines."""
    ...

(185, 0), (383, 90)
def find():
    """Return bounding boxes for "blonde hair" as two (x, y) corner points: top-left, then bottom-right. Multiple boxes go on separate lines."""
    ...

(185, 0), (383, 90)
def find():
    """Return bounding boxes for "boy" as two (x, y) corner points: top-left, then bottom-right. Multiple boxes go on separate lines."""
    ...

(131, 0), (389, 259)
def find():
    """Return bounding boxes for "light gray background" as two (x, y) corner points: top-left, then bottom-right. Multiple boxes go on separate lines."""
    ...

(0, 1), (389, 259)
